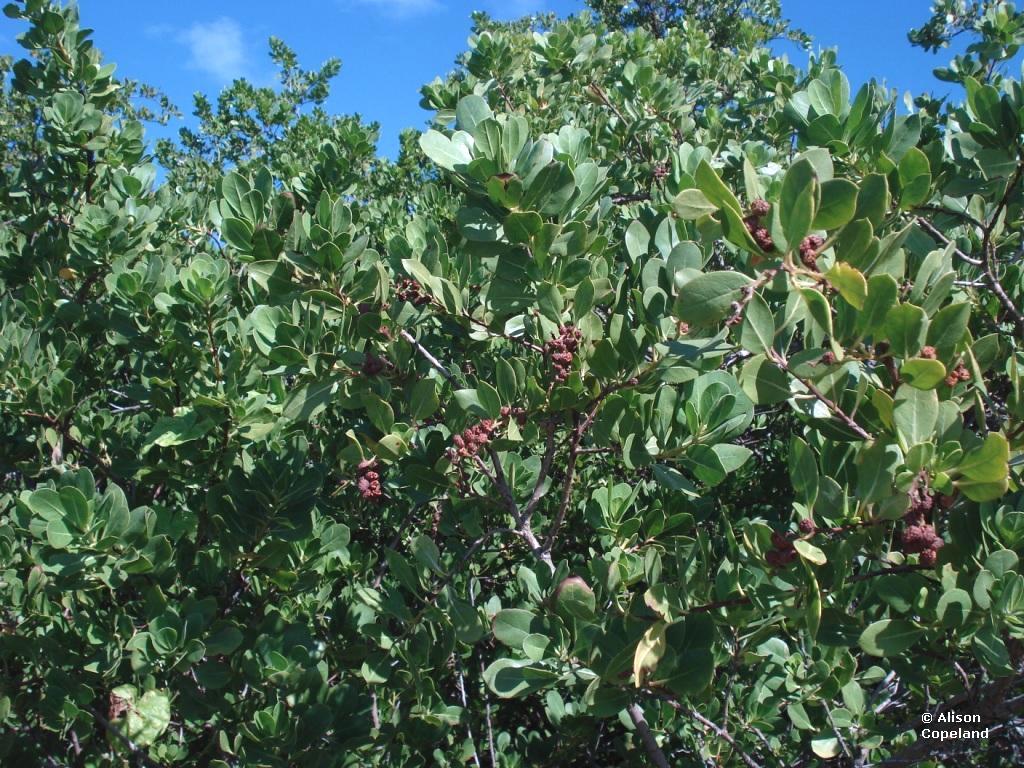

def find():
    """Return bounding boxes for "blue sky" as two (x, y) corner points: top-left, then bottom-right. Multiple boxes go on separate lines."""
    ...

(2, 1), (969, 158)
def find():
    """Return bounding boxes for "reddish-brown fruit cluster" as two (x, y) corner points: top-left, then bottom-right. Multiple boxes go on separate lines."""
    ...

(901, 486), (943, 565)
(653, 163), (669, 180)
(500, 405), (528, 427)
(908, 485), (934, 516)
(920, 345), (937, 360)
(749, 198), (771, 217)
(799, 235), (825, 269)
(820, 350), (836, 365)
(677, 321), (690, 336)
(944, 362), (971, 387)
(766, 530), (798, 567)
(451, 420), (498, 460)
(544, 325), (583, 383)
(748, 224), (775, 252)
(361, 353), (387, 377)
(798, 518), (816, 535)
(356, 460), (384, 501)
(743, 200), (774, 252)
(901, 523), (943, 559)
(395, 278), (431, 307)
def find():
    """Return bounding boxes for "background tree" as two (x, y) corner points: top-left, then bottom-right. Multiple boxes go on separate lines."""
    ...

(585, 0), (808, 46)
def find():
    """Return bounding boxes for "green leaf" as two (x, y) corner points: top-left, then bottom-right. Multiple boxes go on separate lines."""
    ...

(900, 358), (946, 390)
(674, 272), (752, 326)
(883, 303), (927, 358)
(936, 588), (971, 628)
(694, 160), (743, 216)
(221, 217), (253, 251)
(483, 658), (558, 699)
(46, 518), (73, 549)
(859, 619), (924, 657)
(825, 262), (867, 309)
(739, 292), (775, 355)
(738, 354), (791, 404)
(419, 129), (471, 171)
(505, 211), (542, 244)
(492, 609), (536, 648)
(624, 220), (649, 261)
(410, 534), (444, 574)
(858, 274), (899, 334)
(800, 287), (833, 338)
(454, 389), (490, 418)
(854, 174), (889, 227)
(455, 94), (493, 133)
(897, 147), (931, 208)
(779, 159), (817, 246)
(893, 385), (938, 448)
(110, 686), (171, 747)
(24, 488), (66, 522)
(955, 477), (1009, 503)
(281, 379), (338, 424)
(789, 437), (819, 507)
(672, 188), (718, 219)
(814, 178), (858, 230)
(926, 303), (970, 359)
(457, 206), (503, 242)
(554, 576), (596, 620)
(409, 379), (439, 421)
(537, 282), (564, 323)
(958, 433), (1009, 483)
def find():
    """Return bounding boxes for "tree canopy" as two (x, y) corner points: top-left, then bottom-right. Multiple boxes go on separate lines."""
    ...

(2, 0), (1024, 766)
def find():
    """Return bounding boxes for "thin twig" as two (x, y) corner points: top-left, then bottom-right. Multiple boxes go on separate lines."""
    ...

(913, 216), (982, 265)
(689, 710), (764, 768)
(626, 703), (671, 768)
(455, 656), (481, 768)
(980, 161), (1024, 337)
(401, 329), (456, 383)
(768, 350), (873, 440)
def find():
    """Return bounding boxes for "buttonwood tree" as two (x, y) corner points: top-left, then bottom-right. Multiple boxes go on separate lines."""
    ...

(1, 0), (1023, 766)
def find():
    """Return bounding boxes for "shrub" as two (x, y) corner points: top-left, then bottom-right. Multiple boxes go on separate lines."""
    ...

(1, 1), (1023, 765)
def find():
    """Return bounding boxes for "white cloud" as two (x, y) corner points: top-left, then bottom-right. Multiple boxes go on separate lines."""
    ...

(348, 0), (441, 17)
(178, 18), (248, 82)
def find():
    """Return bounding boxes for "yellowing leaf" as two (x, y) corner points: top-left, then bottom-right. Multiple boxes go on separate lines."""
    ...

(825, 262), (867, 309)
(633, 622), (667, 688)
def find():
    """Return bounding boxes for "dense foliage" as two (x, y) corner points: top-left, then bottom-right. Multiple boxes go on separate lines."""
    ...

(2, 0), (1024, 765)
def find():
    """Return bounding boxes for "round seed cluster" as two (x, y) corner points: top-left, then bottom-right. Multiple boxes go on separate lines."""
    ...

(766, 530), (798, 567)
(743, 199), (775, 252)
(356, 460), (384, 502)
(944, 362), (971, 387)
(395, 278), (431, 307)
(451, 420), (498, 461)
(361, 353), (387, 377)
(902, 486), (944, 566)
(799, 235), (825, 269)
(500, 405), (528, 427)
(545, 325), (583, 383)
